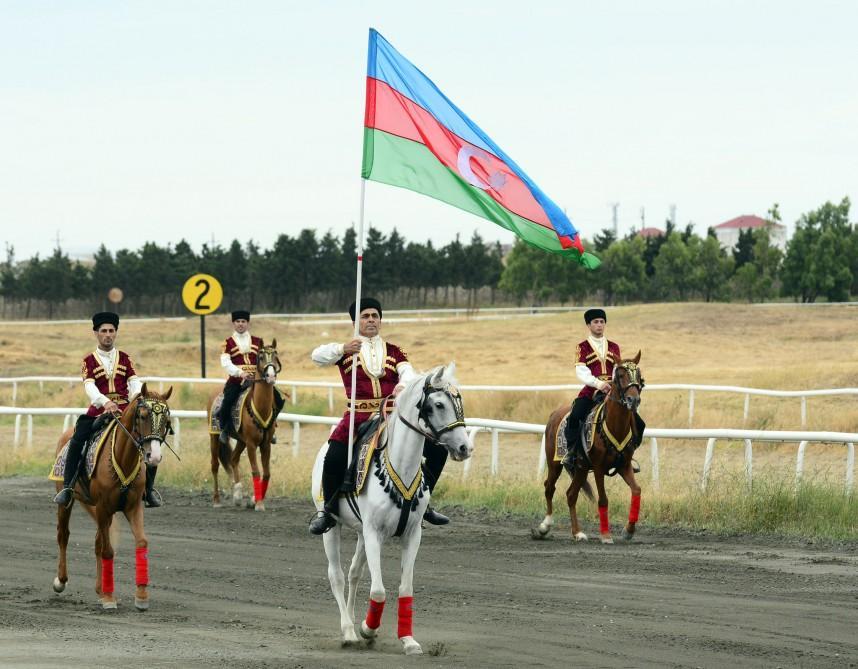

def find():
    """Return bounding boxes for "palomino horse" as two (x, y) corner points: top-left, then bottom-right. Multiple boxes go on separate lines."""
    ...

(207, 340), (282, 510)
(52, 384), (173, 610)
(534, 352), (645, 544)
(311, 363), (472, 655)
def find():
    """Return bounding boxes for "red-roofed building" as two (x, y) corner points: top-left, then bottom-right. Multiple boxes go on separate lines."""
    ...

(713, 215), (787, 251)
(637, 227), (664, 239)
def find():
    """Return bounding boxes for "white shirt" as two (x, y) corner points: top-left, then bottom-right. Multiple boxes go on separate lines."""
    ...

(312, 335), (416, 390)
(575, 335), (610, 392)
(83, 347), (143, 408)
(220, 331), (252, 377)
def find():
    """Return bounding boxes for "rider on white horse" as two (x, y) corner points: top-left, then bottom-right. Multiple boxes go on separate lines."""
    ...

(308, 298), (450, 535)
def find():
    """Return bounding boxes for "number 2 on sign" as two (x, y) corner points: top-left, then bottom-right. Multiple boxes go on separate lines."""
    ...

(194, 279), (211, 311)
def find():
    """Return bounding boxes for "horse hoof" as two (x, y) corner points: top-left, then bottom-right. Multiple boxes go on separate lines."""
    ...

(342, 625), (359, 644)
(101, 599), (117, 610)
(600, 535), (614, 545)
(134, 597), (149, 611)
(52, 577), (65, 593)
(213, 501), (222, 508)
(622, 529), (635, 542)
(245, 498), (256, 509)
(359, 620), (378, 639)
(254, 502), (265, 512)
(574, 532), (588, 542)
(401, 637), (422, 655)
(530, 526), (550, 540)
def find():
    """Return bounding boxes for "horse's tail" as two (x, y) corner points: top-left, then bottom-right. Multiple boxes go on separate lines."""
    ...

(218, 440), (233, 474)
(580, 480), (595, 502)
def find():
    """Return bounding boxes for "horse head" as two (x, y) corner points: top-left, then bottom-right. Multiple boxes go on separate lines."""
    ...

(257, 338), (281, 384)
(408, 362), (472, 462)
(612, 351), (645, 412)
(131, 383), (174, 466)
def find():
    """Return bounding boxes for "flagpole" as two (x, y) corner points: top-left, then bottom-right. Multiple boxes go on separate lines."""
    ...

(346, 178), (367, 467)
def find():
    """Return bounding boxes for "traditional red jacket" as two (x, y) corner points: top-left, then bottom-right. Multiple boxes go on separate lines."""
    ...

(330, 342), (409, 443)
(80, 350), (139, 417)
(222, 335), (263, 386)
(576, 338), (621, 399)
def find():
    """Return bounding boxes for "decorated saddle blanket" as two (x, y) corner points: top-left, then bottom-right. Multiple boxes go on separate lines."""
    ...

(553, 410), (573, 462)
(342, 397), (396, 496)
(209, 388), (252, 435)
(49, 421), (117, 482)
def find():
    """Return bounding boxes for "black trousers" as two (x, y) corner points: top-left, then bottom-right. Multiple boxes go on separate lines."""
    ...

(321, 438), (448, 508)
(64, 414), (96, 484)
(219, 383), (244, 429)
(564, 396), (595, 450)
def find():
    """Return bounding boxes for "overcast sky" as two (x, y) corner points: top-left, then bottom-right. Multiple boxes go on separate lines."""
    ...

(2, 1), (856, 260)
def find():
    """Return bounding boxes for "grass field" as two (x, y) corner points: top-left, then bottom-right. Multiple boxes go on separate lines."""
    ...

(2, 303), (857, 539)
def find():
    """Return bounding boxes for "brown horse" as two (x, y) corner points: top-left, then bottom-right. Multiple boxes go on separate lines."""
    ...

(533, 352), (645, 544)
(52, 384), (173, 609)
(206, 340), (282, 511)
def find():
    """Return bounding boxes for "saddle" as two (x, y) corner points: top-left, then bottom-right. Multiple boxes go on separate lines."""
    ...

(208, 387), (252, 435)
(49, 418), (117, 485)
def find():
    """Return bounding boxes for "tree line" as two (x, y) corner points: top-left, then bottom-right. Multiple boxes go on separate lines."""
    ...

(1, 197), (855, 318)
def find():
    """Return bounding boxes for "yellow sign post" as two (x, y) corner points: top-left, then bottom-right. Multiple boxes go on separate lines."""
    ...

(182, 274), (223, 377)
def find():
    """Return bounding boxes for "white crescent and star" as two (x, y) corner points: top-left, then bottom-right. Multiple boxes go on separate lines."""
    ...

(456, 146), (507, 192)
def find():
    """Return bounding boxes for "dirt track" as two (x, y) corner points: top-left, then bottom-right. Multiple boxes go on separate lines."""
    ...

(1, 477), (857, 669)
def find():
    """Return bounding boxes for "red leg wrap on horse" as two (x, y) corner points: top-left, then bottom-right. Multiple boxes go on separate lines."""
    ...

(398, 596), (414, 639)
(102, 557), (114, 595)
(136, 547), (149, 586)
(598, 505), (610, 534)
(260, 478), (270, 500)
(252, 475), (261, 502)
(365, 598), (385, 630)
(629, 494), (641, 523)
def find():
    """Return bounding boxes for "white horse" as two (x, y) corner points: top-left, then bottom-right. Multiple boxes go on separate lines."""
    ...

(311, 363), (472, 655)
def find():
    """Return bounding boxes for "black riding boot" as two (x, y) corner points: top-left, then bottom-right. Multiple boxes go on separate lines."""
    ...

(422, 442), (449, 525)
(309, 440), (347, 535)
(144, 464), (162, 508)
(270, 388), (286, 444)
(54, 441), (83, 506)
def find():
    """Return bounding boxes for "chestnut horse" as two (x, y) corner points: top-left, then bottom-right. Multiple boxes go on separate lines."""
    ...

(206, 340), (282, 510)
(52, 384), (173, 609)
(533, 352), (645, 544)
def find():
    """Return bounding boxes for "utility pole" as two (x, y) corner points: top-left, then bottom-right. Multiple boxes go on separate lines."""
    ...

(669, 204), (677, 228)
(639, 207), (646, 231)
(610, 202), (619, 238)
(54, 230), (63, 251)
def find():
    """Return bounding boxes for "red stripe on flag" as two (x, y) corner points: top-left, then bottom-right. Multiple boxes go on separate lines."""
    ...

(366, 77), (553, 232)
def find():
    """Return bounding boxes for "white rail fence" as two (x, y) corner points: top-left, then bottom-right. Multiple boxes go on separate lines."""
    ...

(2, 376), (857, 428)
(2, 406), (854, 495)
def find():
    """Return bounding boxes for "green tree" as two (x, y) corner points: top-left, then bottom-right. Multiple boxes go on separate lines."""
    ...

(652, 233), (693, 300)
(600, 237), (646, 304)
(692, 235), (733, 302)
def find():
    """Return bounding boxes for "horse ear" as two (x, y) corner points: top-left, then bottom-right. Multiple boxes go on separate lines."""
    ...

(271, 337), (277, 349)
(163, 385), (173, 400)
(633, 350), (641, 364)
(140, 382), (148, 397)
(431, 366), (444, 385)
(445, 361), (456, 381)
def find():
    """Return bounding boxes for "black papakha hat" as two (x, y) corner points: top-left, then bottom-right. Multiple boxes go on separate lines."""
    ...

(584, 308), (607, 324)
(92, 312), (120, 331)
(231, 310), (251, 321)
(348, 298), (382, 322)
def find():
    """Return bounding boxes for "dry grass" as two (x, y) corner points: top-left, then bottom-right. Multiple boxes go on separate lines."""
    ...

(2, 303), (857, 537)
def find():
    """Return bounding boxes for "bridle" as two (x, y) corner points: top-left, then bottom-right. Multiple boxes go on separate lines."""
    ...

(254, 345), (281, 383)
(398, 376), (466, 443)
(608, 361), (645, 409)
(112, 396), (173, 456)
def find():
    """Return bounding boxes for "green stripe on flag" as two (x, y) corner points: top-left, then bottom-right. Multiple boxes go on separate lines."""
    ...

(362, 128), (593, 261)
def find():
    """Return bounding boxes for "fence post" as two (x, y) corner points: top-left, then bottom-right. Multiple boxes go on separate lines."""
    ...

(490, 429), (499, 476)
(14, 414), (21, 448)
(26, 415), (33, 448)
(701, 437), (716, 490)
(801, 396), (807, 428)
(743, 394), (750, 423)
(795, 440), (808, 489)
(328, 387), (334, 412)
(650, 437), (659, 491)
(537, 433), (546, 479)
(688, 390), (695, 427)
(12, 381), (17, 406)
(291, 385), (298, 405)
(743, 439), (753, 489)
(173, 416), (181, 453)
(292, 422), (300, 458)
(63, 414), (72, 432)
(845, 442), (854, 496)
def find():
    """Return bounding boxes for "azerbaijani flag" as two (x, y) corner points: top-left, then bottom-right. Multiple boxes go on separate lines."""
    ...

(362, 29), (600, 269)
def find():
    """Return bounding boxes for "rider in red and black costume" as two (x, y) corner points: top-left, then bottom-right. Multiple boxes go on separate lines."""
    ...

(562, 308), (621, 470)
(54, 312), (161, 507)
(308, 297), (450, 535)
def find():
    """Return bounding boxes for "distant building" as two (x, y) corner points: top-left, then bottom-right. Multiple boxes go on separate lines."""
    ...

(713, 215), (787, 251)
(637, 227), (664, 239)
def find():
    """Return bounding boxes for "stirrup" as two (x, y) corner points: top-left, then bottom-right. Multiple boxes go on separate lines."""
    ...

(53, 487), (74, 507)
(423, 507), (449, 526)
(308, 510), (337, 535)
(144, 488), (162, 508)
